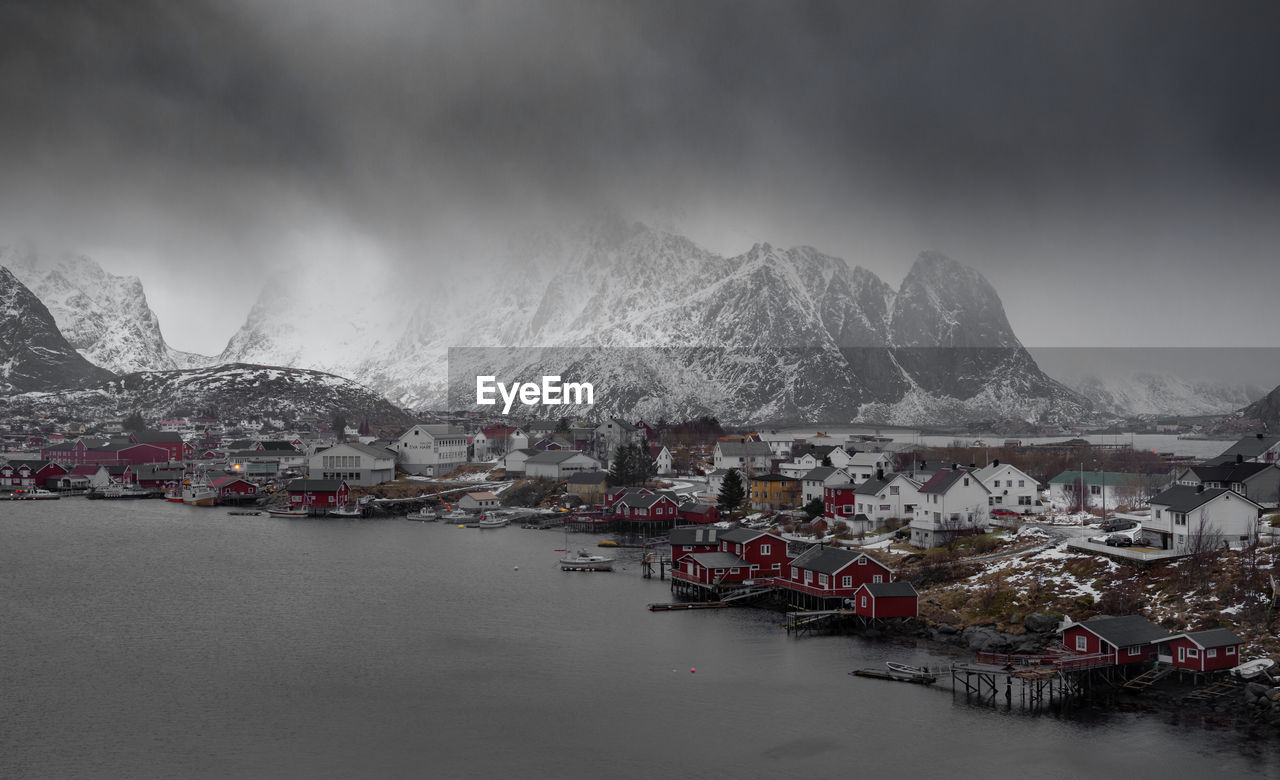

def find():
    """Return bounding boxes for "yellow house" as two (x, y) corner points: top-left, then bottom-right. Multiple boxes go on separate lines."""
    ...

(750, 473), (801, 511)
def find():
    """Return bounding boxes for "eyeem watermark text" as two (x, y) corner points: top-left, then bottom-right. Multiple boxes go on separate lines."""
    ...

(475, 376), (595, 414)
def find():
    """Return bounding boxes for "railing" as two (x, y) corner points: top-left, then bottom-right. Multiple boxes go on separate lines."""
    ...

(975, 650), (1114, 672)
(771, 577), (860, 597)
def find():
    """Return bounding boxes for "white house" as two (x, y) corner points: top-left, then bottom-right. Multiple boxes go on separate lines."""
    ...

(649, 444), (674, 476)
(780, 446), (846, 478)
(472, 426), (529, 461)
(393, 424), (469, 477)
(853, 473), (923, 526)
(1146, 485), (1261, 553)
(712, 441), (774, 475)
(1175, 461), (1280, 508)
(308, 441), (397, 487)
(1048, 470), (1167, 511)
(842, 452), (893, 484)
(594, 418), (641, 464)
(799, 466), (852, 504)
(458, 491), (501, 512)
(525, 450), (602, 480)
(973, 460), (1043, 514)
(501, 448), (540, 475)
(909, 468), (992, 548)
(758, 431), (804, 459)
(1205, 433), (1280, 466)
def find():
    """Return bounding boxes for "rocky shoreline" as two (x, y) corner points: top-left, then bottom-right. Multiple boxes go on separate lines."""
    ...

(860, 613), (1280, 730)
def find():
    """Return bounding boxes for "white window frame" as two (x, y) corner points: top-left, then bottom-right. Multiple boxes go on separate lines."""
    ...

(1075, 635), (1088, 652)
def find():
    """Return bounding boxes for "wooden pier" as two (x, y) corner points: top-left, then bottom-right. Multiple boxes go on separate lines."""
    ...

(648, 601), (726, 611)
(850, 668), (940, 685)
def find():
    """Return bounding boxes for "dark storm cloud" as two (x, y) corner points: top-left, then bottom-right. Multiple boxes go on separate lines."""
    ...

(1, 1), (1278, 349)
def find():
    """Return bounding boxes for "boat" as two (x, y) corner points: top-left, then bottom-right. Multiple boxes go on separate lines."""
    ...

(227, 510), (262, 516)
(163, 486), (184, 502)
(882, 662), (939, 684)
(182, 481), (217, 507)
(328, 505), (364, 518)
(8, 488), (60, 500)
(559, 548), (614, 572)
(441, 509), (471, 522)
(267, 507), (311, 518)
(477, 515), (509, 529)
(104, 485), (150, 499)
(406, 508), (439, 521)
(1231, 657), (1276, 680)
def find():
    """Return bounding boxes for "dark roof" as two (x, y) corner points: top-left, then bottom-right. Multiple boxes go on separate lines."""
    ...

(1153, 628), (1243, 649)
(685, 552), (750, 569)
(1149, 485), (1261, 512)
(1063, 615), (1171, 647)
(854, 476), (891, 496)
(717, 441), (773, 457)
(800, 466), (842, 482)
(669, 526), (721, 546)
(1182, 462), (1274, 484)
(616, 492), (668, 509)
(287, 479), (346, 492)
(321, 441), (395, 459)
(132, 431), (183, 443)
(853, 513), (872, 524)
(2, 459), (49, 471)
(750, 473), (798, 483)
(718, 527), (771, 544)
(526, 450), (592, 464)
(1206, 434), (1280, 465)
(919, 468), (984, 495)
(860, 581), (918, 598)
(790, 545), (881, 575)
(566, 470), (608, 485)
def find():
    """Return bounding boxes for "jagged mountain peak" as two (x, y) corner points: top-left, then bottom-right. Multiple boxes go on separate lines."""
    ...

(889, 250), (1019, 349)
(0, 264), (116, 393)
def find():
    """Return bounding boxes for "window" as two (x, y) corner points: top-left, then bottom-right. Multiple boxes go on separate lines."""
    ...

(1178, 647), (1186, 663)
(860, 595), (867, 608)
(1018, 480), (1025, 487)
(730, 568), (740, 574)
(1207, 648), (1217, 658)
(805, 570), (813, 584)
(819, 574), (828, 586)
(993, 479), (1001, 487)
(1155, 510), (1161, 519)
(873, 574), (883, 583)
(1125, 645), (1141, 655)
(963, 478), (970, 486)
(1187, 647), (1199, 659)
(1090, 485), (1101, 495)
(1075, 635), (1088, 652)
(760, 544), (771, 556)
(843, 504), (854, 514)
(858, 557), (866, 565)
(842, 576), (852, 587)
(1227, 646), (1237, 655)
(879, 504), (890, 511)
(890, 485), (899, 496)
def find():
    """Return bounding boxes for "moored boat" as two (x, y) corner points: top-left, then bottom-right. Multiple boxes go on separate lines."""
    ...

(477, 515), (509, 528)
(183, 483), (217, 507)
(1231, 657), (1276, 680)
(559, 548), (614, 572)
(267, 507), (311, 518)
(406, 508), (439, 521)
(8, 488), (60, 500)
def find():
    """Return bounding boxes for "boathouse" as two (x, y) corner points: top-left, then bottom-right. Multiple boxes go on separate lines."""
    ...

(717, 527), (791, 577)
(1150, 629), (1244, 673)
(1058, 615), (1171, 665)
(458, 491), (500, 511)
(775, 546), (894, 609)
(672, 551), (753, 587)
(209, 477), (259, 501)
(669, 525), (723, 556)
(286, 479), (349, 509)
(851, 581), (919, 619)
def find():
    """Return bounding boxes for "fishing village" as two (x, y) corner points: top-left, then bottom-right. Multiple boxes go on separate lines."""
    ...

(5, 412), (1280, 730)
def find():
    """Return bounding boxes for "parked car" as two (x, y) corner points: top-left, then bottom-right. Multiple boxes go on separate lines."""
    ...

(1099, 519), (1138, 533)
(1105, 534), (1134, 547)
(991, 508), (1019, 517)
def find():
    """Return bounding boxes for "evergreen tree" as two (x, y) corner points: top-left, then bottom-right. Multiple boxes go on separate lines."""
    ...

(122, 411), (146, 432)
(556, 417), (570, 434)
(633, 443), (657, 485)
(607, 444), (634, 487)
(802, 498), (824, 518)
(821, 454), (833, 467)
(717, 469), (746, 513)
(331, 412), (348, 442)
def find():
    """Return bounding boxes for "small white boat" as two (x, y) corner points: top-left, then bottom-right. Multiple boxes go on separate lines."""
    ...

(477, 515), (509, 529)
(104, 485), (150, 499)
(1231, 657), (1276, 680)
(267, 507), (311, 518)
(442, 509), (471, 522)
(9, 488), (60, 500)
(559, 548), (614, 572)
(406, 509), (439, 521)
(329, 505), (364, 518)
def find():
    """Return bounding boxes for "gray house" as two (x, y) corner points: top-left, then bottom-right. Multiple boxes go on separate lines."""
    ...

(309, 441), (397, 486)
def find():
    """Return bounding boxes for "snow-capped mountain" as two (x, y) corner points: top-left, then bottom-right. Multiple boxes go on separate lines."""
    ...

(1070, 373), (1266, 418)
(217, 220), (1090, 425)
(2, 244), (211, 373)
(3, 363), (414, 430)
(0, 265), (116, 393)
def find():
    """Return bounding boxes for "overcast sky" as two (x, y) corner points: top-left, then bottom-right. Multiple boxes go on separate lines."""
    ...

(2, 1), (1277, 355)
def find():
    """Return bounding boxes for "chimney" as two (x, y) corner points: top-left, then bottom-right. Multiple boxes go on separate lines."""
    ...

(1237, 454), (1244, 464)
(969, 462), (976, 469)
(876, 468), (884, 481)
(1196, 485), (1205, 493)
(993, 459), (1000, 467)
(919, 460), (926, 470)
(951, 463), (959, 471)
(1258, 433), (1265, 440)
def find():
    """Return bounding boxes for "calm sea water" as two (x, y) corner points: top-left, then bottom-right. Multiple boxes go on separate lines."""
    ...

(2, 499), (1277, 779)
